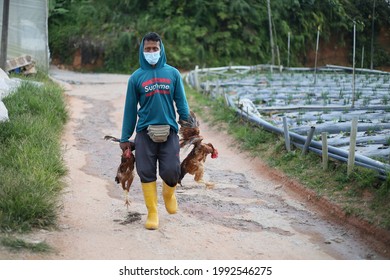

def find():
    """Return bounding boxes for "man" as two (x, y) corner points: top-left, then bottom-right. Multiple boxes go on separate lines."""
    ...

(120, 32), (189, 230)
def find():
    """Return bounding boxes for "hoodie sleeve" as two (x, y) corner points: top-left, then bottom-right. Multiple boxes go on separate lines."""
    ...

(173, 70), (189, 121)
(120, 77), (138, 142)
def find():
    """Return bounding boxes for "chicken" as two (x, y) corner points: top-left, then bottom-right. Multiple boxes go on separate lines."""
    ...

(179, 142), (218, 188)
(104, 135), (135, 207)
(178, 111), (218, 188)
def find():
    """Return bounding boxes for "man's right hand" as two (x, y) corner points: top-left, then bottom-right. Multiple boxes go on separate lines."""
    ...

(120, 141), (131, 151)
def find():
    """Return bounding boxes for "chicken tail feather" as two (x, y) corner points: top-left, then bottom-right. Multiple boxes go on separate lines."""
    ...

(104, 135), (120, 142)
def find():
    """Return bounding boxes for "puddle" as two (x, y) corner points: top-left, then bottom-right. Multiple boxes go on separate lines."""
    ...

(114, 211), (142, 225)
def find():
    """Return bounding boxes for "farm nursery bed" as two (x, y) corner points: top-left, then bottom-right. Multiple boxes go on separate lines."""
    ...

(187, 65), (390, 177)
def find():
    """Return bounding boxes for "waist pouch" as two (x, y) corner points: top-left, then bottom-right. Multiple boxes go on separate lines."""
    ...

(147, 125), (171, 143)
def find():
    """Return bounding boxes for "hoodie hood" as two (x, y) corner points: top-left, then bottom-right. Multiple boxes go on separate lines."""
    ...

(139, 36), (167, 70)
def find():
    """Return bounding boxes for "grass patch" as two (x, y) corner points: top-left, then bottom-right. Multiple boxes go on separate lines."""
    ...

(0, 77), (68, 232)
(0, 236), (52, 253)
(185, 84), (390, 231)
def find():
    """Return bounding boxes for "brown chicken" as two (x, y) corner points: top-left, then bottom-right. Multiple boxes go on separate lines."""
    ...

(104, 135), (135, 207)
(178, 111), (218, 188)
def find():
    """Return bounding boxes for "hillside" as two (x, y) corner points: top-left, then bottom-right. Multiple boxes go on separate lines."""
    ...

(48, 0), (390, 72)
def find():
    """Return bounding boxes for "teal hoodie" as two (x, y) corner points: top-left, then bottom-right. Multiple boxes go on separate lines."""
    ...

(120, 36), (189, 142)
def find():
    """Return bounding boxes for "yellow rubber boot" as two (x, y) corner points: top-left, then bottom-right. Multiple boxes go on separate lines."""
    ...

(162, 182), (177, 214)
(141, 182), (159, 230)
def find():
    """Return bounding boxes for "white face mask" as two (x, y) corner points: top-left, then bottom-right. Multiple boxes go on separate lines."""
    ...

(144, 51), (160, 65)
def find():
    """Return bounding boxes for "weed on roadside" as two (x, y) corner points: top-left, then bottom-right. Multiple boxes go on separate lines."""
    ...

(0, 236), (53, 253)
(0, 78), (68, 232)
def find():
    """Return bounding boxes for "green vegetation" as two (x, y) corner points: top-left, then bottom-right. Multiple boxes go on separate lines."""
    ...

(0, 236), (53, 253)
(0, 78), (68, 233)
(48, 0), (390, 72)
(185, 84), (390, 230)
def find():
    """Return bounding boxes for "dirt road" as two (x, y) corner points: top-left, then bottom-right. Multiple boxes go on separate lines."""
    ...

(6, 67), (388, 260)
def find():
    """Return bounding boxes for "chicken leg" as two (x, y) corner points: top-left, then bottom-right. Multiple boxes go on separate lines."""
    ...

(196, 179), (215, 189)
(124, 190), (130, 208)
